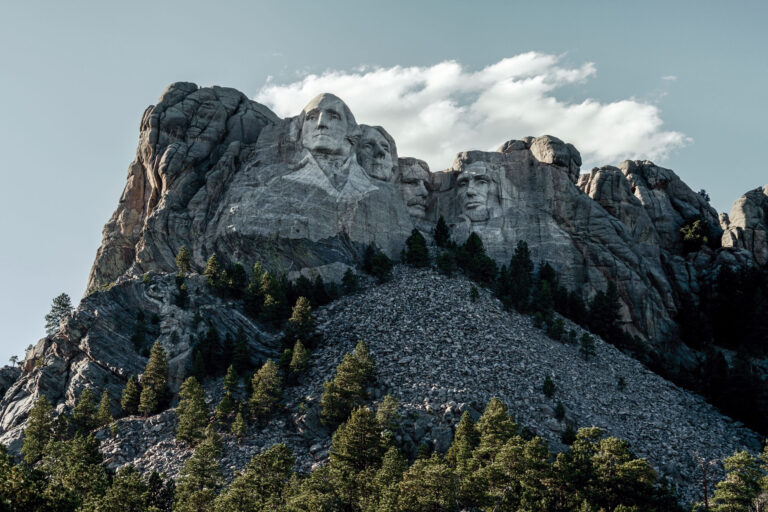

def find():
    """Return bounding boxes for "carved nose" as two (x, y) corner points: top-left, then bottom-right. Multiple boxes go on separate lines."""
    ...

(417, 182), (428, 198)
(373, 146), (386, 159)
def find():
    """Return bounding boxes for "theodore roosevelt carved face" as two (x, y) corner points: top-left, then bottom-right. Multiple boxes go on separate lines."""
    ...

(456, 162), (491, 222)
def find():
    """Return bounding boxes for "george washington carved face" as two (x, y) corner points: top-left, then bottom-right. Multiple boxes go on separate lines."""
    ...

(300, 93), (356, 157)
(456, 162), (491, 222)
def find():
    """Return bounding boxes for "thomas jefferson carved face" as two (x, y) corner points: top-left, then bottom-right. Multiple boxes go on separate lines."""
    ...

(457, 162), (491, 222)
(301, 94), (353, 156)
(399, 162), (430, 218)
(358, 126), (394, 181)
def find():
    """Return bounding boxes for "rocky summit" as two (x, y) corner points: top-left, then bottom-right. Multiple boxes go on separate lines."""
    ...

(1, 82), (768, 508)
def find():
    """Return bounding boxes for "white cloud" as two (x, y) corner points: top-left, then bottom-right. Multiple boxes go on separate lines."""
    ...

(661, 75), (678, 81)
(255, 53), (689, 171)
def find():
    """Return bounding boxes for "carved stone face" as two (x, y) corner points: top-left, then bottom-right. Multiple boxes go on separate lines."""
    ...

(301, 94), (352, 156)
(400, 163), (430, 218)
(457, 163), (491, 222)
(358, 127), (394, 181)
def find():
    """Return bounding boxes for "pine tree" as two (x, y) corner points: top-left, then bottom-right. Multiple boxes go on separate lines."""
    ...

(244, 262), (265, 318)
(72, 387), (98, 433)
(231, 406), (247, 443)
(176, 245), (192, 275)
(203, 254), (221, 287)
(223, 365), (239, 394)
(475, 398), (519, 455)
(139, 340), (168, 416)
(405, 229), (430, 267)
(146, 470), (175, 512)
(45, 293), (72, 335)
(543, 375), (556, 398)
(375, 394), (400, 433)
(289, 340), (309, 376)
(215, 392), (235, 423)
(433, 215), (451, 248)
(121, 375), (141, 416)
(175, 377), (209, 445)
(174, 427), (223, 512)
(329, 406), (385, 473)
(397, 453), (460, 512)
(212, 443), (294, 512)
(711, 450), (762, 511)
(446, 411), (479, 470)
(96, 390), (113, 427)
(250, 359), (282, 423)
(342, 268), (359, 294)
(41, 434), (109, 509)
(284, 296), (318, 349)
(320, 341), (376, 427)
(22, 395), (53, 464)
(231, 328), (250, 374)
(91, 464), (148, 512)
(580, 333), (596, 361)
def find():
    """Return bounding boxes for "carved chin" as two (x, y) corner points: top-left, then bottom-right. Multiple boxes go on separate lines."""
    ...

(366, 164), (392, 181)
(407, 204), (427, 218)
(465, 206), (489, 222)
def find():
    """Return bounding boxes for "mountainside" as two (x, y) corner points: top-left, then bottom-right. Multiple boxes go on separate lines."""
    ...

(1, 81), (768, 508)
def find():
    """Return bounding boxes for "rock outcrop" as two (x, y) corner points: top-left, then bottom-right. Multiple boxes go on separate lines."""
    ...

(722, 185), (768, 266)
(0, 274), (278, 452)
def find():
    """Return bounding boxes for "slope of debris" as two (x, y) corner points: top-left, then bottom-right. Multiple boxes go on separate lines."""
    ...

(98, 266), (760, 505)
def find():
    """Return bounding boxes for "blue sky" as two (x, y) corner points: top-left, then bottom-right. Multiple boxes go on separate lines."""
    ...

(1, 0), (766, 363)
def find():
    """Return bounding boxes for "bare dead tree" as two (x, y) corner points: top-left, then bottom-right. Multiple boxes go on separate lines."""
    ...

(695, 452), (720, 510)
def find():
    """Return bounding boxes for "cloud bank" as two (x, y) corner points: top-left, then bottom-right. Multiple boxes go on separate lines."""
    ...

(255, 53), (689, 171)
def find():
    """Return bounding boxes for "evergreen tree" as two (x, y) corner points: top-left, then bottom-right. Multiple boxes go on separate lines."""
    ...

(375, 394), (400, 433)
(22, 395), (54, 464)
(475, 398), (519, 455)
(342, 268), (359, 294)
(223, 364), (239, 394)
(213, 443), (294, 512)
(91, 464), (148, 512)
(250, 359), (282, 423)
(121, 375), (141, 416)
(436, 250), (458, 275)
(711, 450), (762, 511)
(216, 392), (235, 423)
(176, 377), (209, 445)
(41, 434), (109, 511)
(362, 243), (377, 274)
(203, 254), (221, 287)
(284, 296), (318, 349)
(96, 390), (113, 427)
(320, 341), (376, 427)
(244, 262), (265, 318)
(289, 340), (309, 377)
(457, 232), (497, 284)
(72, 387), (98, 433)
(231, 328), (250, 374)
(370, 252), (394, 283)
(446, 411), (480, 471)
(139, 341), (168, 416)
(397, 453), (460, 512)
(580, 333), (597, 361)
(147, 470), (175, 512)
(191, 349), (205, 382)
(405, 229), (430, 267)
(543, 375), (556, 398)
(176, 245), (192, 275)
(45, 293), (72, 335)
(174, 427), (223, 512)
(329, 406), (385, 473)
(373, 445), (409, 511)
(231, 406), (247, 443)
(433, 215), (452, 248)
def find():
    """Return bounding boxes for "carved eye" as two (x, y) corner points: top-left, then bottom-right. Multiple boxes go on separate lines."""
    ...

(381, 144), (389, 152)
(329, 111), (341, 121)
(306, 113), (317, 121)
(364, 143), (373, 150)
(457, 179), (468, 187)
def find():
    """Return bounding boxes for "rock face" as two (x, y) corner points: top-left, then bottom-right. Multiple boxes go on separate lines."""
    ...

(0, 274), (278, 452)
(722, 185), (768, 266)
(84, 83), (766, 346)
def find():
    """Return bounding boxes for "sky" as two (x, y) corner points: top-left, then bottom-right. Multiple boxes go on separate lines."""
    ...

(0, 0), (766, 364)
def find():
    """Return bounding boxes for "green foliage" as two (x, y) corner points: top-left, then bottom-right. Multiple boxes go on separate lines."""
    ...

(341, 268), (359, 294)
(231, 406), (247, 443)
(580, 333), (596, 361)
(96, 390), (113, 427)
(555, 401), (566, 421)
(329, 406), (386, 473)
(284, 296), (318, 349)
(404, 229), (430, 267)
(40, 434), (109, 511)
(456, 232), (498, 284)
(370, 252), (394, 283)
(231, 328), (250, 375)
(176, 377), (209, 445)
(469, 285), (479, 302)
(289, 340), (309, 377)
(216, 392), (235, 423)
(72, 387), (98, 434)
(121, 375), (141, 416)
(45, 293), (72, 335)
(542, 375), (556, 398)
(375, 394), (400, 433)
(711, 451), (762, 511)
(436, 250), (457, 275)
(213, 443), (294, 512)
(433, 215), (452, 248)
(147, 470), (176, 512)
(681, 219), (709, 254)
(396, 453), (460, 512)
(88, 464), (148, 512)
(320, 341), (376, 428)
(174, 428), (223, 512)
(176, 245), (192, 275)
(546, 316), (565, 341)
(175, 275), (189, 308)
(139, 341), (169, 416)
(446, 411), (479, 471)
(22, 395), (53, 464)
(250, 359), (282, 423)
(203, 254), (221, 286)
(496, 240), (534, 312)
(475, 398), (519, 455)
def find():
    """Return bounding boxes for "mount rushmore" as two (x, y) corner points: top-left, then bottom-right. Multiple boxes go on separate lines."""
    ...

(86, 82), (766, 346)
